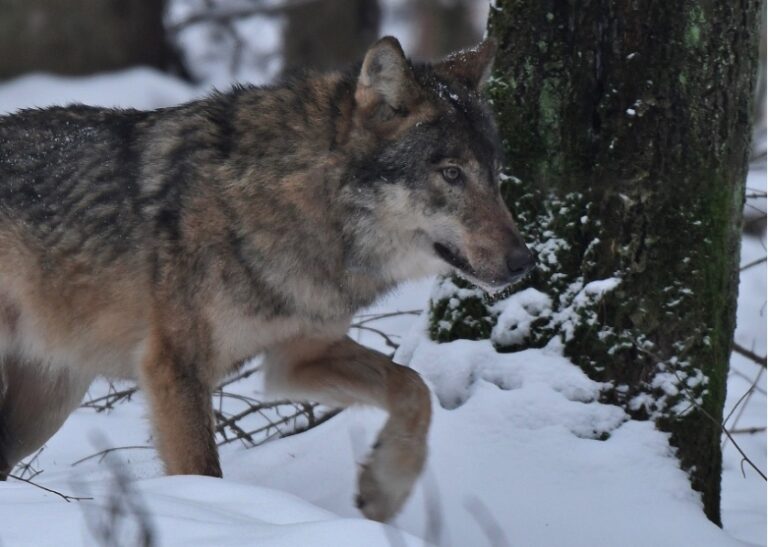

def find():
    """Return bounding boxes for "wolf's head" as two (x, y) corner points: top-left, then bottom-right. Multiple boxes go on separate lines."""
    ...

(343, 36), (534, 292)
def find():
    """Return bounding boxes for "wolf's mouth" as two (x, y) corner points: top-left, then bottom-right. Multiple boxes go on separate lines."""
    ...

(433, 242), (474, 275)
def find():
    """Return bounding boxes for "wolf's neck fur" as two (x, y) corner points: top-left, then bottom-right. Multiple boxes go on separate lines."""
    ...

(179, 73), (431, 320)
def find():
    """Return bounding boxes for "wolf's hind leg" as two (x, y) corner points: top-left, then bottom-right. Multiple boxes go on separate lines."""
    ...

(0, 357), (92, 478)
(264, 337), (432, 522)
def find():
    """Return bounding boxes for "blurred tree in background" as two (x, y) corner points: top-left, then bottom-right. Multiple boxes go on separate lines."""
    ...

(409, 0), (479, 59)
(165, 0), (486, 82)
(282, 0), (380, 74)
(0, 0), (179, 79)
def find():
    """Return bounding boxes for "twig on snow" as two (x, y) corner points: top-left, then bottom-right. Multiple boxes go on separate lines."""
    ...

(12, 446), (45, 480)
(7, 473), (92, 502)
(72, 446), (153, 467)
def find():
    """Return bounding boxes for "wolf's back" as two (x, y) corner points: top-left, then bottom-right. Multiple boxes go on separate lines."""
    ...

(0, 105), (152, 260)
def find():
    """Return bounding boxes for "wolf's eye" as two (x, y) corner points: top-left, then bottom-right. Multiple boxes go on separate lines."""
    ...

(441, 166), (462, 183)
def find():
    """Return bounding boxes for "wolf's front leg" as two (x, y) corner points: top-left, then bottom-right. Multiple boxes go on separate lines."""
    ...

(264, 336), (432, 522)
(140, 329), (222, 477)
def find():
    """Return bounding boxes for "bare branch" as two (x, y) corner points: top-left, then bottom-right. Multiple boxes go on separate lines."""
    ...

(214, 409), (255, 446)
(723, 367), (764, 427)
(72, 446), (153, 467)
(216, 403), (338, 447)
(12, 446), (45, 480)
(349, 324), (400, 353)
(739, 256), (767, 272)
(217, 406), (305, 447)
(217, 364), (261, 389)
(81, 386), (138, 412)
(637, 345), (768, 481)
(744, 201), (766, 215)
(666, 368), (768, 481)
(707, 407), (765, 479)
(212, 398), (308, 447)
(730, 367), (767, 394)
(353, 309), (422, 324)
(730, 426), (767, 434)
(7, 473), (92, 502)
(279, 408), (341, 438)
(733, 342), (767, 368)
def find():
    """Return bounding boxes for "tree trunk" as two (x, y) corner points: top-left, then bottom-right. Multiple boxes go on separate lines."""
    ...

(410, 0), (481, 60)
(0, 0), (175, 80)
(281, 0), (380, 74)
(429, 0), (760, 525)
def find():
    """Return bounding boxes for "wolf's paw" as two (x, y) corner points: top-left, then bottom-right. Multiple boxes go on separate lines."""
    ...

(356, 461), (411, 522)
(355, 439), (425, 522)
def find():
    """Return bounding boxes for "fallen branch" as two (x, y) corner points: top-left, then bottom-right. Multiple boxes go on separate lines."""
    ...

(730, 426), (767, 434)
(81, 386), (137, 412)
(212, 398), (307, 446)
(280, 407), (341, 439)
(7, 473), (92, 502)
(217, 364), (261, 389)
(214, 409), (255, 446)
(72, 446), (153, 467)
(216, 403), (335, 447)
(217, 406), (305, 447)
(13, 446), (45, 480)
(350, 324), (400, 353)
(353, 309), (422, 324)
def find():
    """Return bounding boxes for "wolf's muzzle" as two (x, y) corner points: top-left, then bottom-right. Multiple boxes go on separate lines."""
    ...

(505, 247), (535, 282)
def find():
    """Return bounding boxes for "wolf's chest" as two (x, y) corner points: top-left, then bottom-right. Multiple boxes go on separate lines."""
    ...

(204, 293), (352, 375)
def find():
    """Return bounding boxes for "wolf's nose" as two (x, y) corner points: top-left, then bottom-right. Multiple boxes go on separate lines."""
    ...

(506, 248), (535, 278)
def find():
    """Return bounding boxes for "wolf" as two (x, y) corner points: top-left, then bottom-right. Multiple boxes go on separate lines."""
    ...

(0, 36), (532, 521)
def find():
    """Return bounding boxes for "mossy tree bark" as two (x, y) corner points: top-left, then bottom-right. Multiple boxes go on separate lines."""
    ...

(430, 0), (761, 524)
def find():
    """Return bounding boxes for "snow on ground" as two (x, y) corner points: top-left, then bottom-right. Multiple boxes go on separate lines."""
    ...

(0, 68), (764, 546)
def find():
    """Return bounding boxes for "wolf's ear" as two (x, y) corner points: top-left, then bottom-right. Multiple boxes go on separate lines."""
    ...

(357, 36), (418, 111)
(434, 38), (497, 91)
